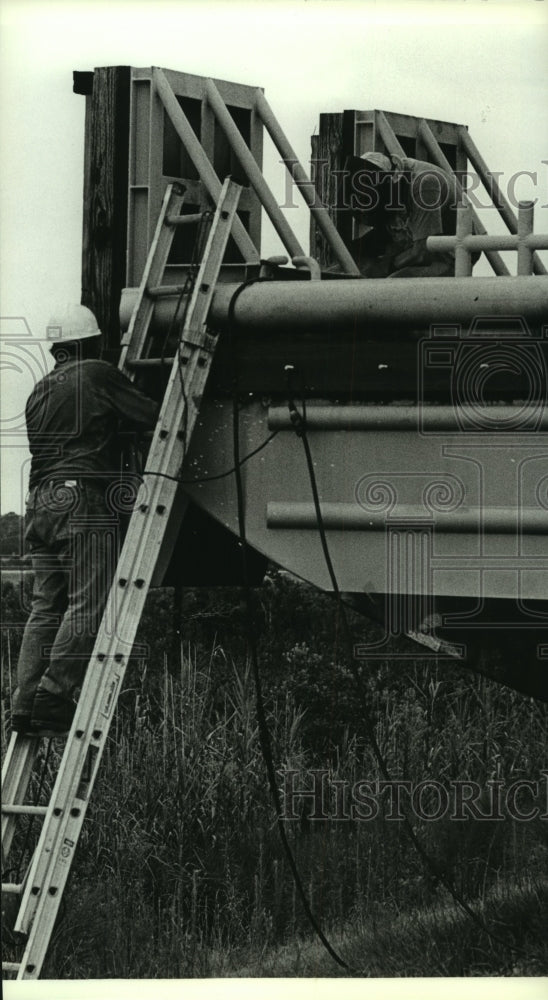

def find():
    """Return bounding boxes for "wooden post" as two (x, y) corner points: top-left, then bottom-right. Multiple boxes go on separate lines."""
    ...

(310, 112), (345, 268)
(74, 67), (131, 360)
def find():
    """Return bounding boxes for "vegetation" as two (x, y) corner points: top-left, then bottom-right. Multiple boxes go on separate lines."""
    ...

(1, 569), (547, 978)
(0, 512), (28, 568)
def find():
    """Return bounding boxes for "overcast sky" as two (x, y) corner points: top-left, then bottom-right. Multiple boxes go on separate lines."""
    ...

(1, 0), (547, 515)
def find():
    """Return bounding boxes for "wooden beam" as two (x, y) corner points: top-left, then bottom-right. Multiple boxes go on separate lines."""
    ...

(78, 66), (131, 358)
(310, 112), (345, 267)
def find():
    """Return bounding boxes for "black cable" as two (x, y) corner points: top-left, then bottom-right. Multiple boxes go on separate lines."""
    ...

(284, 364), (539, 964)
(228, 284), (356, 973)
(143, 429), (279, 485)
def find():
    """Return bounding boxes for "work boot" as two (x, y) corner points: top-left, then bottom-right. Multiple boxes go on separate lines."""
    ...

(30, 689), (76, 735)
(10, 712), (35, 736)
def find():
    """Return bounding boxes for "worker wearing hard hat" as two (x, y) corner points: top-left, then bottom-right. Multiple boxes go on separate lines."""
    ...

(342, 150), (461, 277)
(11, 305), (159, 736)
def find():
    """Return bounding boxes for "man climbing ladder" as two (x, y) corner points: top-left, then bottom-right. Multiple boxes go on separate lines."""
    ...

(11, 304), (158, 736)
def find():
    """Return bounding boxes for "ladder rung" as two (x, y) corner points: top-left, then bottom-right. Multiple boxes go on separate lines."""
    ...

(2, 804), (48, 817)
(2, 883), (23, 894)
(2, 962), (21, 973)
(147, 284), (189, 299)
(126, 357), (175, 369)
(167, 212), (204, 226)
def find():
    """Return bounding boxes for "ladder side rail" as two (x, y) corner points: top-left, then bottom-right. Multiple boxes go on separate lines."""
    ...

(254, 90), (360, 276)
(416, 119), (510, 276)
(119, 182), (186, 377)
(204, 77), (305, 260)
(13, 181), (242, 979)
(153, 68), (259, 264)
(458, 127), (547, 276)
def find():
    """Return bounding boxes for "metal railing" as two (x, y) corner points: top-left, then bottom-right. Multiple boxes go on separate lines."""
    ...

(428, 200), (548, 276)
(457, 127), (547, 277)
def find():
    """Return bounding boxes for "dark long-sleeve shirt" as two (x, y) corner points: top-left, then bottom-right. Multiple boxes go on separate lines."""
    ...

(26, 359), (159, 488)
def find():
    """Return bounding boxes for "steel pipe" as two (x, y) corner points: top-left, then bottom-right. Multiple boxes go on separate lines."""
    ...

(120, 276), (548, 334)
(267, 503), (548, 535)
(428, 233), (548, 253)
(267, 405), (548, 432)
(209, 276), (548, 330)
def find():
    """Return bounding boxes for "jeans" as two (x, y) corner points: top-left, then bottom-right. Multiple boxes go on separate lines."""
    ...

(14, 480), (121, 714)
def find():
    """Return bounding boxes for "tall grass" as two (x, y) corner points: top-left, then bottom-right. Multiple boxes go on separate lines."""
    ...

(1, 573), (547, 977)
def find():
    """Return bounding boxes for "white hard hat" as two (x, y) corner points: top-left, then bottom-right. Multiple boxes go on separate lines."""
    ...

(46, 304), (101, 342)
(360, 151), (392, 173)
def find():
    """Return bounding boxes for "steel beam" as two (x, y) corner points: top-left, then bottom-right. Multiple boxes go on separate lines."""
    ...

(458, 126), (548, 276)
(205, 78), (304, 259)
(254, 89), (361, 276)
(153, 68), (259, 264)
(418, 119), (510, 276)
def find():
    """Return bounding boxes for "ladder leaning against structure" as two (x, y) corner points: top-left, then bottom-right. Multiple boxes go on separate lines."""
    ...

(1, 176), (242, 981)
(3, 64), (548, 981)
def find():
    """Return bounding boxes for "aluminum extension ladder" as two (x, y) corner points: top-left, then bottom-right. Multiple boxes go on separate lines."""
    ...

(1, 176), (242, 980)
